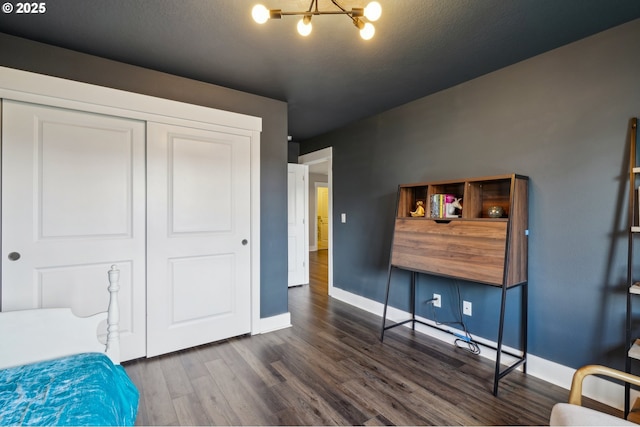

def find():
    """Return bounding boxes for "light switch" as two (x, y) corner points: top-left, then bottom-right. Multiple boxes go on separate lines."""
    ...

(341, 213), (346, 223)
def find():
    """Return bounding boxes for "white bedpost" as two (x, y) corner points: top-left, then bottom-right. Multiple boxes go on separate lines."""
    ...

(105, 265), (121, 364)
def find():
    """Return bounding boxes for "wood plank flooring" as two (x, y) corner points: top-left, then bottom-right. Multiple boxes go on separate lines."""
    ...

(125, 249), (619, 425)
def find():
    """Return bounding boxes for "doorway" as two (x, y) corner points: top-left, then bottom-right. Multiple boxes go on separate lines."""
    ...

(299, 147), (333, 295)
(316, 183), (329, 250)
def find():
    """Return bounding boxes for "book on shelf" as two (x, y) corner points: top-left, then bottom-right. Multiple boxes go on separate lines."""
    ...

(430, 194), (459, 218)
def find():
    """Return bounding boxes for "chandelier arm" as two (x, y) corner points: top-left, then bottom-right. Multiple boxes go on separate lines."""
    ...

(330, 0), (347, 13)
(331, 0), (360, 25)
(272, 0), (356, 17)
(279, 10), (352, 16)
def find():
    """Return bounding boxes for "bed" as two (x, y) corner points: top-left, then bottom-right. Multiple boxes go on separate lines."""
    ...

(0, 265), (139, 426)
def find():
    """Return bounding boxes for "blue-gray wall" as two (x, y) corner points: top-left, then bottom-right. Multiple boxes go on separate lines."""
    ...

(0, 32), (289, 319)
(301, 19), (640, 369)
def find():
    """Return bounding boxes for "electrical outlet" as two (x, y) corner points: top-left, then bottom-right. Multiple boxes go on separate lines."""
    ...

(463, 301), (472, 316)
(433, 293), (441, 308)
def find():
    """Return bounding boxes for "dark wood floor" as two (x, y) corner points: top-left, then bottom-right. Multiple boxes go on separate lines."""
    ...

(125, 250), (619, 425)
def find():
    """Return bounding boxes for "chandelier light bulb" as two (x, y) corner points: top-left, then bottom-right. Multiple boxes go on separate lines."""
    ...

(364, 1), (382, 22)
(252, 4), (269, 24)
(297, 17), (312, 36)
(360, 22), (375, 40)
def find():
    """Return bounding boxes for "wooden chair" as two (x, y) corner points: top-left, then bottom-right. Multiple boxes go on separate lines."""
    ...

(550, 365), (640, 426)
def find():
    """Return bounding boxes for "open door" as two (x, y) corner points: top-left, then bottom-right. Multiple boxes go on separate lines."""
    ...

(287, 163), (309, 286)
(299, 147), (333, 295)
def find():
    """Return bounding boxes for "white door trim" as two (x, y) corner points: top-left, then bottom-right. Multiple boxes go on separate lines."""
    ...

(0, 67), (261, 132)
(0, 66), (262, 336)
(299, 147), (333, 295)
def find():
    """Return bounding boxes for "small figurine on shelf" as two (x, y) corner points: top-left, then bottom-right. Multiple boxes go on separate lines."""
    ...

(411, 200), (425, 217)
(447, 197), (463, 217)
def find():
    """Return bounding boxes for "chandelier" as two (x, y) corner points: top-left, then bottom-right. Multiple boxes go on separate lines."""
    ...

(251, 0), (382, 40)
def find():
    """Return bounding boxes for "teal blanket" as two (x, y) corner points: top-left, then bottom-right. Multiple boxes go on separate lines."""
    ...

(0, 353), (138, 426)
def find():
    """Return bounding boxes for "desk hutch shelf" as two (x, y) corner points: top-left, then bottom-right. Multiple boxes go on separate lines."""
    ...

(380, 173), (529, 395)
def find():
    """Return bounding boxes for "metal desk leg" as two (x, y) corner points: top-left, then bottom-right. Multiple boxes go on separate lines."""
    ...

(493, 283), (508, 396)
(410, 271), (416, 330)
(380, 266), (394, 341)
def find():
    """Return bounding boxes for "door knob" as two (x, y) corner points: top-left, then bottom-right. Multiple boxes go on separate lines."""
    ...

(8, 252), (21, 261)
(242, 239), (248, 246)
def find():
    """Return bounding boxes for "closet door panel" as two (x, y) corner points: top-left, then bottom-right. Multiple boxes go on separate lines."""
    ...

(1, 100), (147, 361)
(146, 122), (251, 357)
(171, 135), (233, 232)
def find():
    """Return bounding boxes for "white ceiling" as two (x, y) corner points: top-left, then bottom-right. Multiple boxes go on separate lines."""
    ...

(1, 0), (639, 141)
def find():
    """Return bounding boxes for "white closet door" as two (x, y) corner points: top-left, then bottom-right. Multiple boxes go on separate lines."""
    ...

(146, 122), (252, 357)
(1, 100), (146, 361)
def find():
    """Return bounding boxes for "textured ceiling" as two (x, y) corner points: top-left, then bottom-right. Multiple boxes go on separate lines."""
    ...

(1, 0), (639, 141)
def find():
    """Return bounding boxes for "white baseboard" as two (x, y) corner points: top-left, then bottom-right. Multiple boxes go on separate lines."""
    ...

(257, 311), (291, 334)
(330, 286), (636, 411)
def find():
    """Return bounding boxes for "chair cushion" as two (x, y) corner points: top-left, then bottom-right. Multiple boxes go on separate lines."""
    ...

(550, 403), (637, 426)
